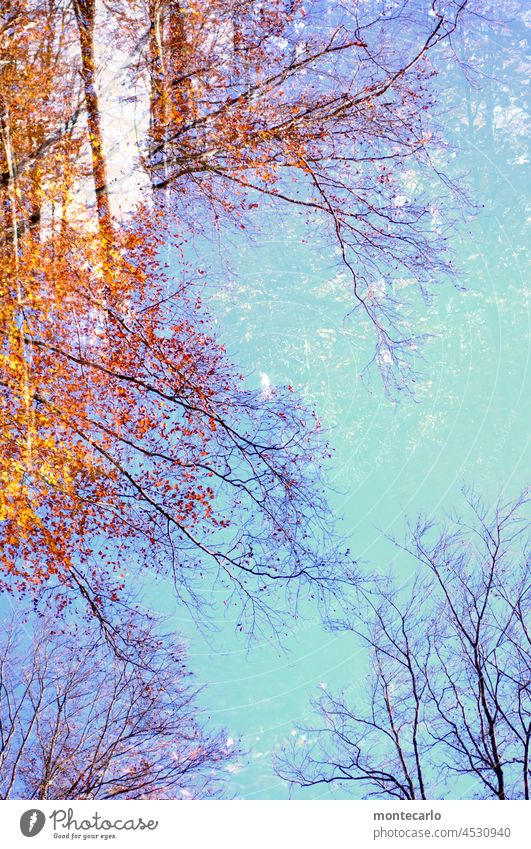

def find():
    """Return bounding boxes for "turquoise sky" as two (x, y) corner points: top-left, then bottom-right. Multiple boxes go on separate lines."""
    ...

(161, 12), (530, 798)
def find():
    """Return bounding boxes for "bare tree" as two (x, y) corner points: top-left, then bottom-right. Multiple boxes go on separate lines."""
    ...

(277, 491), (530, 800)
(0, 613), (234, 799)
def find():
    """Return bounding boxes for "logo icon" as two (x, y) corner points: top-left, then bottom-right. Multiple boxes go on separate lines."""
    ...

(20, 810), (46, 838)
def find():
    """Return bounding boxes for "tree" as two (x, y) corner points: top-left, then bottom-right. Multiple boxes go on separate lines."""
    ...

(5, 1), (473, 377)
(1, 199), (349, 636)
(0, 3), (351, 637)
(277, 492), (531, 799)
(0, 1), (473, 636)
(113, 0), (472, 386)
(72, 0), (112, 241)
(0, 612), (233, 799)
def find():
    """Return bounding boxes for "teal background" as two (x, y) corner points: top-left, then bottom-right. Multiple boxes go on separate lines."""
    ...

(165, 14), (530, 798)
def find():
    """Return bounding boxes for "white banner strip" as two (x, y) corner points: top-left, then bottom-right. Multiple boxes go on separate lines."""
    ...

(1, 800), (529, 849)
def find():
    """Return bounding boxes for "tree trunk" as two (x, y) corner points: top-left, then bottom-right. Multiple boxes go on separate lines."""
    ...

(72, 0), (112, 245)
